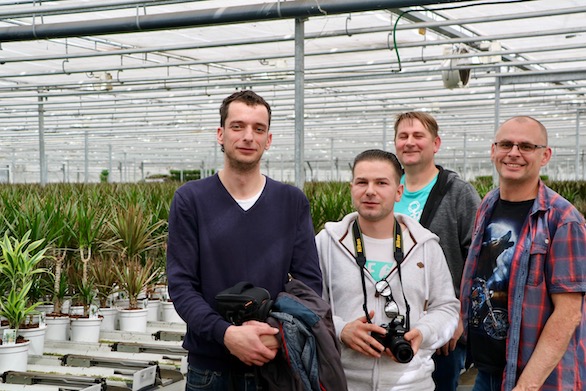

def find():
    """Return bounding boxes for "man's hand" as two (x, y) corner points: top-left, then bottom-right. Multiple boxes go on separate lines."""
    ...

(387, 327), (421, 360)
(436, 314), (464, 356)
(259, 333), (280, 350)
(224, 321), (279, 366)
(340, 311), (388, 358)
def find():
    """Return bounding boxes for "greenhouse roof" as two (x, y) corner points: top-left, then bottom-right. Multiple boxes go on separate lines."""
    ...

(0, 0), (584, 184)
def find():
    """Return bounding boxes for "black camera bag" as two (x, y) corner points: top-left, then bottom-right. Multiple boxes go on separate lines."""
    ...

(215, 281), (273, 325)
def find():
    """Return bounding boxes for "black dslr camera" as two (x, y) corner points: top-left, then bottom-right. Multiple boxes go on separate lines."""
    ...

(215, 282), (273, 325)
(372, 314), (414, 363)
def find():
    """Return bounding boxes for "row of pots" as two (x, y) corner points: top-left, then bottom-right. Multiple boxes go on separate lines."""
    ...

(0, 300), (184, 374)
(41, 300), (183, 338)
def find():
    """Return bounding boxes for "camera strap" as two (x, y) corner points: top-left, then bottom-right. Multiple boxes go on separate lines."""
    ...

(352, 218), (410, 328)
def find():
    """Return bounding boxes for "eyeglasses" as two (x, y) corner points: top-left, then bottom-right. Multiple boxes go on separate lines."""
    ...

(493, 141), (547, 153)
(375, 279), (400, 318)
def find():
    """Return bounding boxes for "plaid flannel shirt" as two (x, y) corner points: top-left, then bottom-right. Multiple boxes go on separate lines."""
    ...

(461, 181), (586, 391)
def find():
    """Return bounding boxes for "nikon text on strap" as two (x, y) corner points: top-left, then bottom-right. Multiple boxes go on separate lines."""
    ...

(352, 218), (410, 328)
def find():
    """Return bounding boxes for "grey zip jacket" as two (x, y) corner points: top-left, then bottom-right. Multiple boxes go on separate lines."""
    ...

(316, 212), (459, 391)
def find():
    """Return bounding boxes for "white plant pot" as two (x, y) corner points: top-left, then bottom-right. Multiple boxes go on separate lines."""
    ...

(118, 308), (148, 333)
(114, 298), (130, 309)
(70, 317), (102, 343)
(150, 285), (168, 300)
(161, 301), (185, 324)
(0, 340), (30, 373)
(32, 304), (54, 324)
(68, 305), (84, 316)
(17, 325), (47, 356)
(36, 303), (55, 314)
(61, 298), (71, 315)
(98, 307), (117, 331)
(147, 300), (161, 322)
(45, 315), (70, 341)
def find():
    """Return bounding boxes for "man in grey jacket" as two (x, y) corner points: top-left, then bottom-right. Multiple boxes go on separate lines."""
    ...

(394, 112), (480, 391)
(316, 149), (459, 390)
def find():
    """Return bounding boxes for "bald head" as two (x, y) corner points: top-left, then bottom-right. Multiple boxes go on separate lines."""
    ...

(498, 116), (548, 144)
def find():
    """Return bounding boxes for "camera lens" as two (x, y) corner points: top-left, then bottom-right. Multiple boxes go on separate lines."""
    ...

(391, 337), (414, 363)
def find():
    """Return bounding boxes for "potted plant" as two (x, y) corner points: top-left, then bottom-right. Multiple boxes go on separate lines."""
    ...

(35, 201), (76, 342)
(0, 281), (39, 334)
(69, 278), (102, 343)
(18, 273), (52, 356)
(142, 241), (168, 322)
(43, 272), (71, 341)
(0, 231), (49, 371)
(68, 202), (106, 342)
(91, 254), (119, 331)
(0, 284), (33, 372)
(107, 204), (165, 332)
(115, 258), (161, 332)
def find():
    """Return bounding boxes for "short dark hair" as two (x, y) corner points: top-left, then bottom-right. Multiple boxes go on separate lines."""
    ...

(394, 111), (439, 139)
(219, 90), (272, 128)
(352, 149), (404, 182)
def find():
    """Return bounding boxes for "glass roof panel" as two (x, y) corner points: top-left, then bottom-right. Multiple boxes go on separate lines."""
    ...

(0, 0), (584, 183)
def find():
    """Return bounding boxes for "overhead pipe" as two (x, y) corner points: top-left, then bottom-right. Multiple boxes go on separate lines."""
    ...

(0, 0), (465, 42)
(2, 5), (584, 63)
(0, 0), (193, 19)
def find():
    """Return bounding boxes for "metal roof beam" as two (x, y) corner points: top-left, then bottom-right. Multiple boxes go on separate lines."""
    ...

(499, 70), (586, 85)
(0, 0), (466, 42)
(0, 0), (195, 18)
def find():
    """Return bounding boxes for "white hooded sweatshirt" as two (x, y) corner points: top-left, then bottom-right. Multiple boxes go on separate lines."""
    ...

(316, 212), (459, 391)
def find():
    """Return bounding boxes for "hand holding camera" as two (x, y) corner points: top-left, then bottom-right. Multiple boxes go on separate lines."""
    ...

(215, 282), (278, 366)
(370, 315), (414, 363)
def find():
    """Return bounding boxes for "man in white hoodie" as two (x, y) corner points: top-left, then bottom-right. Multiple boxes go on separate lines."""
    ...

(316, 149), (459, 391)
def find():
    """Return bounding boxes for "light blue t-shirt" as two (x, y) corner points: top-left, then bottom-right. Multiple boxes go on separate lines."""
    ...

(395, 174), (438, 221)
(363, 228), (414, 281)
(362, 235), (395, 280)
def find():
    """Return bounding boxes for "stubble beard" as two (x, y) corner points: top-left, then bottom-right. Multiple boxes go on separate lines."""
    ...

(226, 152), (262, 174)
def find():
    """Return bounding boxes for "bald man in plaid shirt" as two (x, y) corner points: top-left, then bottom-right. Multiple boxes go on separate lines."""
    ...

(460, 116), (586, 391)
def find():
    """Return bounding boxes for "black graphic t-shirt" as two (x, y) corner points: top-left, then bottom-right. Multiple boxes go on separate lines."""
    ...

(469, 198), (533, 374)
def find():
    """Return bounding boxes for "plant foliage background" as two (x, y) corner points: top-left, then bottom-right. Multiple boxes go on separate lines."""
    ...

(0, 178), (584, 295)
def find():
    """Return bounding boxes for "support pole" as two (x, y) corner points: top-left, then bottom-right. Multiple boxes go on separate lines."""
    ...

(493, 73), (501, 187)
(108, 144), (113, 183)
(576, 111), (581, 180)
(383, 116), (388, 151)
(38, 95), (47, 186)
(294, 17), (305, 189)
(84, 129), (89, 183)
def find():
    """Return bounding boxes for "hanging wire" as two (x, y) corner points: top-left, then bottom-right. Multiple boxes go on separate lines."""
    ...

(388, 0), (538, 73)
(345, 13), (352, 37)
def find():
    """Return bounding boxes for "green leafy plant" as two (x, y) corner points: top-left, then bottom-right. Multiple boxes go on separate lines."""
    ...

(107, 204), (166, 263)
(0, 231), (47, 283)
(115, 258), (161, 309)
(305, 181), (353, 232)
(74, 201), (106, 283)
(90, 254), (119, 308)
(100, 169), (109, 183)
(51, 273), (69, 314)
(75, 280), (97, 316)
(0, 231), (49, 331)
(0, 281), (38, 330)
(43, 200), (76, 314)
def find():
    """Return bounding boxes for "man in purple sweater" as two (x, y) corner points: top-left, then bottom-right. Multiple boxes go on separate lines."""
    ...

(166, 90), (323, 391)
